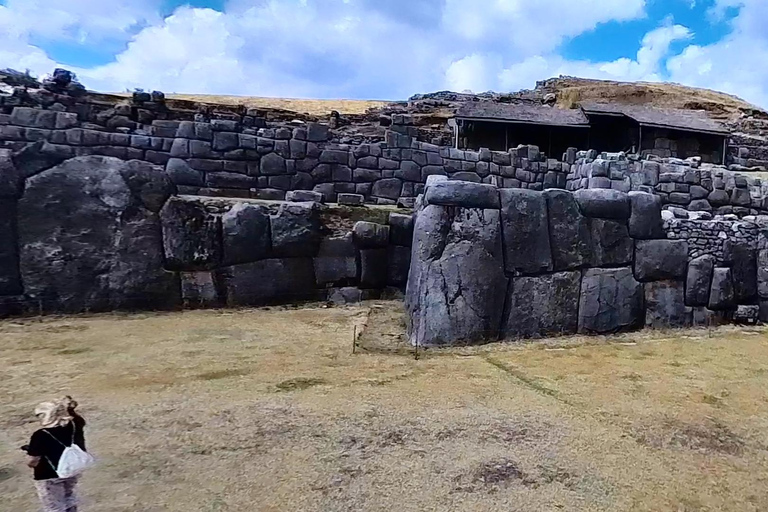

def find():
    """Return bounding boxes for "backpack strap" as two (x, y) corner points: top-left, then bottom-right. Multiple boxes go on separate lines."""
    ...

(42, 421), (74, 448)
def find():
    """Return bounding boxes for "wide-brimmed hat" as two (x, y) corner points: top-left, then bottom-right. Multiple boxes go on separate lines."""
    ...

(34, 399), (74, 428)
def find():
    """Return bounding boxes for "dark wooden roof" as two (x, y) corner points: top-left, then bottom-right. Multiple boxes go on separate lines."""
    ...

(581, 102), (729, 135)
(455, 102), (590, 127)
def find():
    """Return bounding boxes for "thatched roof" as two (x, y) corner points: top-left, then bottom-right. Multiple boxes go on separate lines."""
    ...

(581, 102), (729, 135)
(455, 102), (590, 127)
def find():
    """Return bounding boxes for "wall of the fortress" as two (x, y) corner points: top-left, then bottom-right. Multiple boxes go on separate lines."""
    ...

(406, 178), (768, 346)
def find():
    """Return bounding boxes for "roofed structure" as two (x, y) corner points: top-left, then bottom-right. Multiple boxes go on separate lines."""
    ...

(455, 102), (589, 127)
(580, 102), (729, 135)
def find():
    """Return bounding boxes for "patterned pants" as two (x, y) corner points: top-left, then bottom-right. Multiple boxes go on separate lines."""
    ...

(34, 477), (78, 512)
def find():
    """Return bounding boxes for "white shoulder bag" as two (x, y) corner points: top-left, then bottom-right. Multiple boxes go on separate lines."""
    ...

(44, 422), (95, 479)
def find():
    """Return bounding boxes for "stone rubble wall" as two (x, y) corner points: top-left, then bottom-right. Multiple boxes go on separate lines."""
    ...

(406, 177), (767, 347)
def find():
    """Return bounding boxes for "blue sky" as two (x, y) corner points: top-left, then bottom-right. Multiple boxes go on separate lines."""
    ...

(0, 0), (766, 107)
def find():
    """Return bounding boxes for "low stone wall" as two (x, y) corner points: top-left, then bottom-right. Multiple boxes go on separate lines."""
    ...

(0, 151), (412, 316)
(406, 177), (765, 347)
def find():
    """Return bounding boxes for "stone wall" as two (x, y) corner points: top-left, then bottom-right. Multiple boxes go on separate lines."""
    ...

(406, 177), (766, 347)
(0, 150), (412, 317)
(566, 152), (768, 217)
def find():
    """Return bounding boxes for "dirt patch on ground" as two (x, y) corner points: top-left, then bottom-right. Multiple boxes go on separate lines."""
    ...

(3, 304), (768, 511)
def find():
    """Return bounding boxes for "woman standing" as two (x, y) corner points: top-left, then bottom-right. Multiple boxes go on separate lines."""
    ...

(24, 396), (87, 512)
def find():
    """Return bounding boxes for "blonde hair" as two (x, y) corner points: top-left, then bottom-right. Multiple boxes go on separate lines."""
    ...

(34, 396), (77, 428)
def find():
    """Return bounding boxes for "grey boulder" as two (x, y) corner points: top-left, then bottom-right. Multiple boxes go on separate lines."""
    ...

(634, 240), (688, 282)
(500, 188), (552, 275)
(628, 191), (663, 239)
(270, 202), (323, 258)
(406, 204), (507, 347)
(503, 271), (581, 339)
(574, 188), (630, 219)
(543, 189), (590, 271)
(685, 255), (714, 306)
(19, 156), (180, 312)
(221, 202), (271, 266)
(645, 280), (689, 328)
(425, 180), (500, 209)
(578, 267), (643, 334)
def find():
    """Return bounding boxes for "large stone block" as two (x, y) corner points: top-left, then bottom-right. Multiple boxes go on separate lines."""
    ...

(0, 202), (21, 295)
(500, 188), (552, 275)
(360, 248), (388, 288)
(686, 255), (714, 306)
(180, 272), (223, 308)
(709, 267), (735, 310)
(543, 189), (590, 270)
(634, 240), (688, 282)
(219, 258), (319, 306)
(727, 243), (757, 303)
(645, 280), (689, 328)
(372, 178), (402, 200)
(503, 271), (581, 339)
(628, 191), (664, 239)
(269, 202), (323, 258)
(0, 149), (22, 198)
(578, 267), (643, 334)
(387, 245), (411, 287)
(353, 221), (390, 249)
(221, 203), (271, 266)
(574, 188), (630, 219)
(589, 219), (633, 267)
(313, 234), (358, 286)
(406, 205), (507, 346)
(425, 180), (500, 209)
(759, 249), (768, 299)
(19, 156), (180, 312)
(166, 158), (204, 187)
(160, 196), (222, 270)
(388, 213), (414, 247)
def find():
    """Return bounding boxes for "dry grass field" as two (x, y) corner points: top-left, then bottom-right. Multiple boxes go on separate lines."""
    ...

(2, 302), (768, 511)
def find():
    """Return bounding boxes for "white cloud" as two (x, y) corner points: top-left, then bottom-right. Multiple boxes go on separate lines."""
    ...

(0, 0), (765, 108)
(666, 0), (768, 107)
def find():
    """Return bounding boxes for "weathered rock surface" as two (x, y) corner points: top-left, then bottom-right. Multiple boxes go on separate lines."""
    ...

(709, 267), (735, 310)
(161, 196), (222, 270)
(628, 191), (664, 239)
(388, 213), (414, 247)
(503, 271), (581, 339)
(424, 180), (500, 209)
(406, 205), (507, 347)
(634, 240), (688, 282)
(0, 202), (21, 295)
(578, 267), (643, 334)
(588, 219), (633, 267)
(645, 280), (689, 328)
(219, 258), (318, 306)
(500, 188), (552, 275)
(180, 272), (222, 308)
(686, 255), (715, 306)
(360, 248), (388, 288)
(574, 188), (630, 219)
(270, 202), (322, 258)
(727, 243), (757, 303)
(387, 245), (411, 287)
(19, 156), (180, 312)
(314, 234), (358, 286)
(221, 203), (271, 266)
(353, 221), (390, 248)
(543, 189), (590, 270)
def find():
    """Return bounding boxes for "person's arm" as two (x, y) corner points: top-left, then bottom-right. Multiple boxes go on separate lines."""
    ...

(26, 431), (46, 469)
(73, 415), (86, 451)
